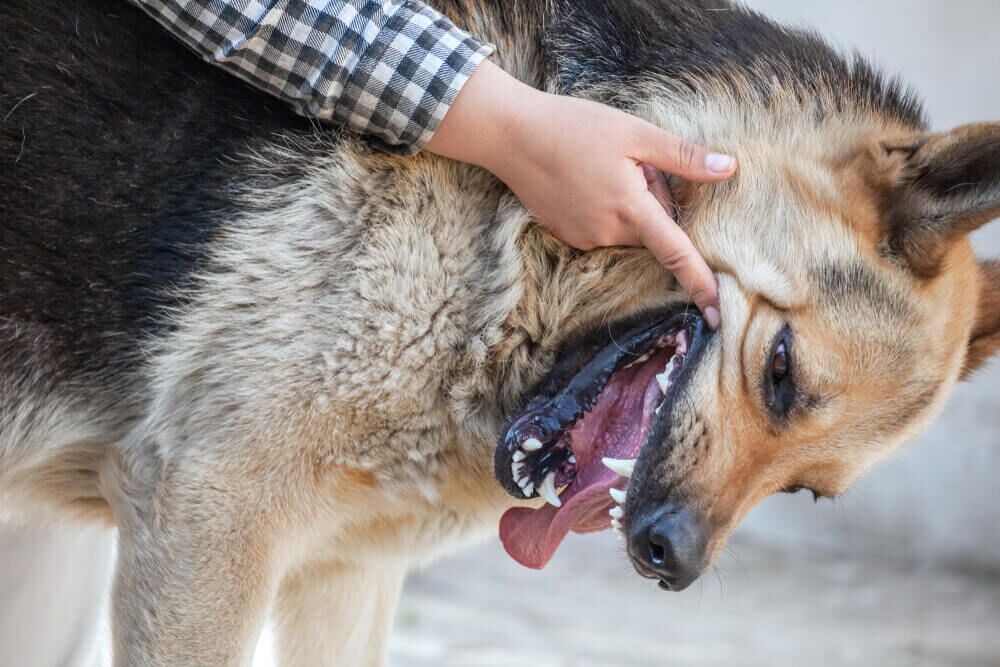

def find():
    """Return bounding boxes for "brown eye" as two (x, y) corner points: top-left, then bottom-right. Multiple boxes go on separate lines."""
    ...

(764, 326), (795, 418)
(772, 341), (789, 381)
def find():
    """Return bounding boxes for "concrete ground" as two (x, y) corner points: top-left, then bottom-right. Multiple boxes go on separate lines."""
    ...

(385, 535), (1000, 667)
(252, 532), (1000, 667)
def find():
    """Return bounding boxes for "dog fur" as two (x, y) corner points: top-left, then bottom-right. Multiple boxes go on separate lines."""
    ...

(2, 0), (999, 664)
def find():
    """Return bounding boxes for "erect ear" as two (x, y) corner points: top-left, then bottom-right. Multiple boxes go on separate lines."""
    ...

(878, 122), (1000, 277)
(963, 259), (1000, 378)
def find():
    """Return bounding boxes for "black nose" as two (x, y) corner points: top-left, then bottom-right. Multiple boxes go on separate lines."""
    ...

(630, 505), (705, 591)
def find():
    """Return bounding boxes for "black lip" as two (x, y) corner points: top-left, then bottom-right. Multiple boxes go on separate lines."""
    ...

(622, 318), (715, 590)
(627, 315), (713, 500)
(493, 306), (703, 499)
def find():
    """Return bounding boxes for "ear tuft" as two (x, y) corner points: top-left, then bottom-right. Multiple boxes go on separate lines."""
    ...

(883, 123), (1000, 276)
(963, 259), (1000, 379)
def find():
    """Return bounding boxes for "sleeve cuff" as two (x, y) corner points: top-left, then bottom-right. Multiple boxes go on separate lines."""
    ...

(330, 0), (496, 156)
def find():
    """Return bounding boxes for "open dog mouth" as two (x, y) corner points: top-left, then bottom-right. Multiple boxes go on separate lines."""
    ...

(495, 308), (701, 569)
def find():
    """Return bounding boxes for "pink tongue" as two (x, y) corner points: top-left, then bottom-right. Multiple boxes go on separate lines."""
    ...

(499, 467), (618, 569)
(496, 345), (670, 569)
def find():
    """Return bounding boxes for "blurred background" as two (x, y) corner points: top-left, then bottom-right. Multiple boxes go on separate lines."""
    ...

(371, 2), (1000, 665)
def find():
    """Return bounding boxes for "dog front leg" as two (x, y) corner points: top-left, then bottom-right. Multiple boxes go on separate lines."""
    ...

(111, 486), (277, 667)
(271, 560), (406, 667)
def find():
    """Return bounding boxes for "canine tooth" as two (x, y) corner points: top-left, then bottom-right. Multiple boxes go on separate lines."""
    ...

(512, 450), (526, 462)
(602, 457), (635, 478)
(609, 488), (627, 504)
(522, 438), (543, 452)
(522, 482), (534, 497)
(539, 472), (562, 507)
(656, 372), (669, 394)
(609, 506), (624, 519)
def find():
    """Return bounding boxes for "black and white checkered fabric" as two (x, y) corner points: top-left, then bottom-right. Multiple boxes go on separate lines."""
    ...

(133, 0), (494, 155)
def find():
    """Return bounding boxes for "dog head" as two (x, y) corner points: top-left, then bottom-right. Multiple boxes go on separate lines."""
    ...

(492, 115), (1000, 587)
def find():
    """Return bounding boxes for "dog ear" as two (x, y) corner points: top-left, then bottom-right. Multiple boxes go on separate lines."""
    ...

(879, 122), (1000, 277)
(963, 259), (1000, 378)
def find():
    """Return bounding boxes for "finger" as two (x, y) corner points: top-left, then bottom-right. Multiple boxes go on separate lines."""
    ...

(633, 123), (737, 184)
(641, 163), (676, 217)
(631, 194), (722, 329)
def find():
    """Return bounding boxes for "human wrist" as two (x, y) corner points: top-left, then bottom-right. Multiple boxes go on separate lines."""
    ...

(425, 60), (546, 177)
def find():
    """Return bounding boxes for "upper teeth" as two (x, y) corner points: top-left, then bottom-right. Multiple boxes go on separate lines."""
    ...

(623, 351), (653, 369)
(675, 330), (688, 356)
(656, 355), (681, 394)
(602, 457), (635, 478)
(609, 488), (627, 505)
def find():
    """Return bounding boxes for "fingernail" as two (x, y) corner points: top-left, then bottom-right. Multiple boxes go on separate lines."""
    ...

(705, 153), (735, 174)
(704, 306), (721, 330)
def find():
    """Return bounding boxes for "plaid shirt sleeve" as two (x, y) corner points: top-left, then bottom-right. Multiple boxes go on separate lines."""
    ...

(132, 0), (495, 155)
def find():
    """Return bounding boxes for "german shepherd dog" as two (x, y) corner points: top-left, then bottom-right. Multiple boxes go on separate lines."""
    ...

(2, 0), (999, 664)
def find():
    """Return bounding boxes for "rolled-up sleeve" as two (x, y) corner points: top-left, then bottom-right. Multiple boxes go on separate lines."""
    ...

(132, 0), (495, 155)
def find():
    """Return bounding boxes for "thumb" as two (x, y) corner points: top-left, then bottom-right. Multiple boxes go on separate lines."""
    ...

(633, 122), (737, 184)
(632, 193), (721, 329)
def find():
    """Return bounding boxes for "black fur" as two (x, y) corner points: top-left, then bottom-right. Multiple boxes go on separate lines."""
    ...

(0, 0), (319, 383)
(545, 0), (926, 128)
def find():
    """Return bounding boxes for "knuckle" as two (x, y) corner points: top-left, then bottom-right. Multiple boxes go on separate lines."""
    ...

(659, 245), (693, 270)
(674, 138), (698, 171)
(617, 199), (645, 227)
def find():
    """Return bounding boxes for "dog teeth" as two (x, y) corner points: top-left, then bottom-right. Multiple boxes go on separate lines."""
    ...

(522, 438), (543, 452)
(568, 454), (577, 464)
(611, 517), (623, 531)
(609, 506), (624, 519)
(623, 351), (653, 369)
(539, 472), (562, 507)
(601, 457), (635, 478)
(656, 372), (669, 394)
(522, 482), (534, 497)
(512, 450), (526, 462)
(609, 488), (627, 504)
(676, 331), (688, 356)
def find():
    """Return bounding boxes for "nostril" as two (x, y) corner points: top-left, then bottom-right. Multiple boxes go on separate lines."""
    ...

(645, 525), (679, 573)
(648, 542), (666, 567)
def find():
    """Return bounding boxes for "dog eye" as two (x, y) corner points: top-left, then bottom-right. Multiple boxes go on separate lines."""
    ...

(782, 486), (822, 502)
(772, 342), (789, 381)
(764, 326), (795, 418)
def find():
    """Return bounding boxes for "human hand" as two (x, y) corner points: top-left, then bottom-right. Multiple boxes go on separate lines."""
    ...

(426, 61), (737, 329)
